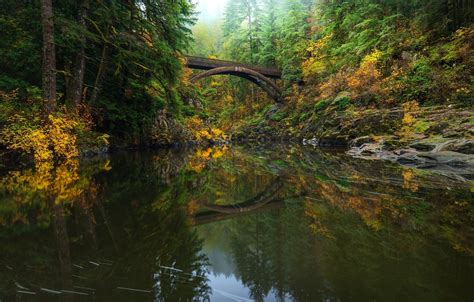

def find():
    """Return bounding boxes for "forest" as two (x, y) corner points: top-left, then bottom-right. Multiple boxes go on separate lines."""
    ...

(0, 0), (473, 165)
(0, 1), (473, 300)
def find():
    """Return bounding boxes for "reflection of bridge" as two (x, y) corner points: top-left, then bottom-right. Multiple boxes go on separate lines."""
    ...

(193, 199), (284, 226)
(191, 177), (285, 225)
(185, 56), (282, 102)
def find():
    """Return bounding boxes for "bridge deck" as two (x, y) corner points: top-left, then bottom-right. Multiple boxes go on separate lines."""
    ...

(185, 56), (281, 79)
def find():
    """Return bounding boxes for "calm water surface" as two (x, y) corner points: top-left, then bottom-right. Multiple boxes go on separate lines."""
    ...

(0, 145), (472, 301)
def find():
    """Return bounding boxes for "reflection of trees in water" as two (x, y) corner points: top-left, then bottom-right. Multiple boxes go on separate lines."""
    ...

(1, 145), (473, 301)
(213, 197), (473, 301)
(193, 145), (472, 301)
(224, 206), (323, 301)
(0, 153), (212, 301)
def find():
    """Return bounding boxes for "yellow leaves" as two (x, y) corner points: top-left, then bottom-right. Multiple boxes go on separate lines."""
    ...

(184, 116), (227, 142)
(48, 114), (79, 160)
(141, 31), (154, 48)
(302, 34), (333, 81)
(211, 128), (223, 137)
(361, 49), (383, 65)
(197, 147), (213, 159)
(180, 67), (194, 85)
(29, 129), (54, 163)
(99, 133), (110, 146)
(210, 81), (221, 88)
(402, 101), (420, 126)
(225, 95), (233, 103)
(403, 112), (414, 125)
(185, 115), (204, 129)
(347, 49), (382, 97)
(0, 106), (110, 207)
(212, 148), (223, 159)
(399, 101), (420, 140)
(318, 70), (348, 100)
(1, 113), (80, 166)
(197, 130), (212, 140)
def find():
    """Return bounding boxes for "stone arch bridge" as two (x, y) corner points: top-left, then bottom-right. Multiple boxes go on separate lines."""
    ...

(185, 56), (282, 102)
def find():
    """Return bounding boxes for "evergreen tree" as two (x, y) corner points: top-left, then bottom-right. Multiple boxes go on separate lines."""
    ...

(222, 0), (263, 64)
(258, 0), (279, 66)
(276, 0), (310, 84)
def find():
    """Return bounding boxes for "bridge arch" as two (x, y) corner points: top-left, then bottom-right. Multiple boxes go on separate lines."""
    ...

(190, 66), (282, 103)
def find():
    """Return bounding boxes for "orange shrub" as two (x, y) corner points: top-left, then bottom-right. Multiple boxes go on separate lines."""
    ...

(347, 50), (382, 100)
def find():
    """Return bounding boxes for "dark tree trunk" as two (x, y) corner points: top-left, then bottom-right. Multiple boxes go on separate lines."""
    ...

(69, 0), (90, 108)
(41, 0), (56, 114)
(90, 41), (109, 103)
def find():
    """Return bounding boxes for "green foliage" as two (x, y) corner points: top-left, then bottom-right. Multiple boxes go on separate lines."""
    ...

(0, 0), (196, 147)
(314, 99), (330, 112)
(270, 111), (287, 122)
(335, 96), (350, 111)
(276, 0), (310, 84)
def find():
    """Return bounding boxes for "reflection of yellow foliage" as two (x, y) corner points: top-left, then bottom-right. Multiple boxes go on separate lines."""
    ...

(402, 168), (419, 192)
(197, 148), (213, 159)
(304, 201), (334, 239)
(189, 161), (205, 173)
(103, 160), (113, 171)
(187, 199), (200, 216)
(346, 196), (383, 231)
(188, 146), (229, 174)
(1, 159), (82, 205)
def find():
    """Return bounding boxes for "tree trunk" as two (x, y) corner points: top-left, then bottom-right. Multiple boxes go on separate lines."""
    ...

(69, 0), (89, 108)
(90, 41), (109, 103)
(52, 203), (73, 291)
(41, 0), (56, 114)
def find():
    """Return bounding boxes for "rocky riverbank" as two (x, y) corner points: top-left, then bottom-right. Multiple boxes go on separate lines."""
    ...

(232, 101), (474, 180)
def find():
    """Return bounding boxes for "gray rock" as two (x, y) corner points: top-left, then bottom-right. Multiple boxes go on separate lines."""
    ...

(410, 142), (436, 152)
(303, 138), (319, 146)
(433, 139), (474, 154)
(350, 136), (375, 148)
(397, 151), (474, 167)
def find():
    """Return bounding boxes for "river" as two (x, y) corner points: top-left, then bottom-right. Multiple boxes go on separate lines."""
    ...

(0, 144), (472, 301)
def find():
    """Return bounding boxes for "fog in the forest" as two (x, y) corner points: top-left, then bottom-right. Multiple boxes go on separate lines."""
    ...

(194, 0), (228, 21)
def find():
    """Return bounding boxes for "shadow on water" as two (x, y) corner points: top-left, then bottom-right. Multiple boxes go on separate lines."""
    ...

(0, 144), (472, 301)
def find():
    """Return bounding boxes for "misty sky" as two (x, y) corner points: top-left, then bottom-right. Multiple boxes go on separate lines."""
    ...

(194, 0), (228, 21)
